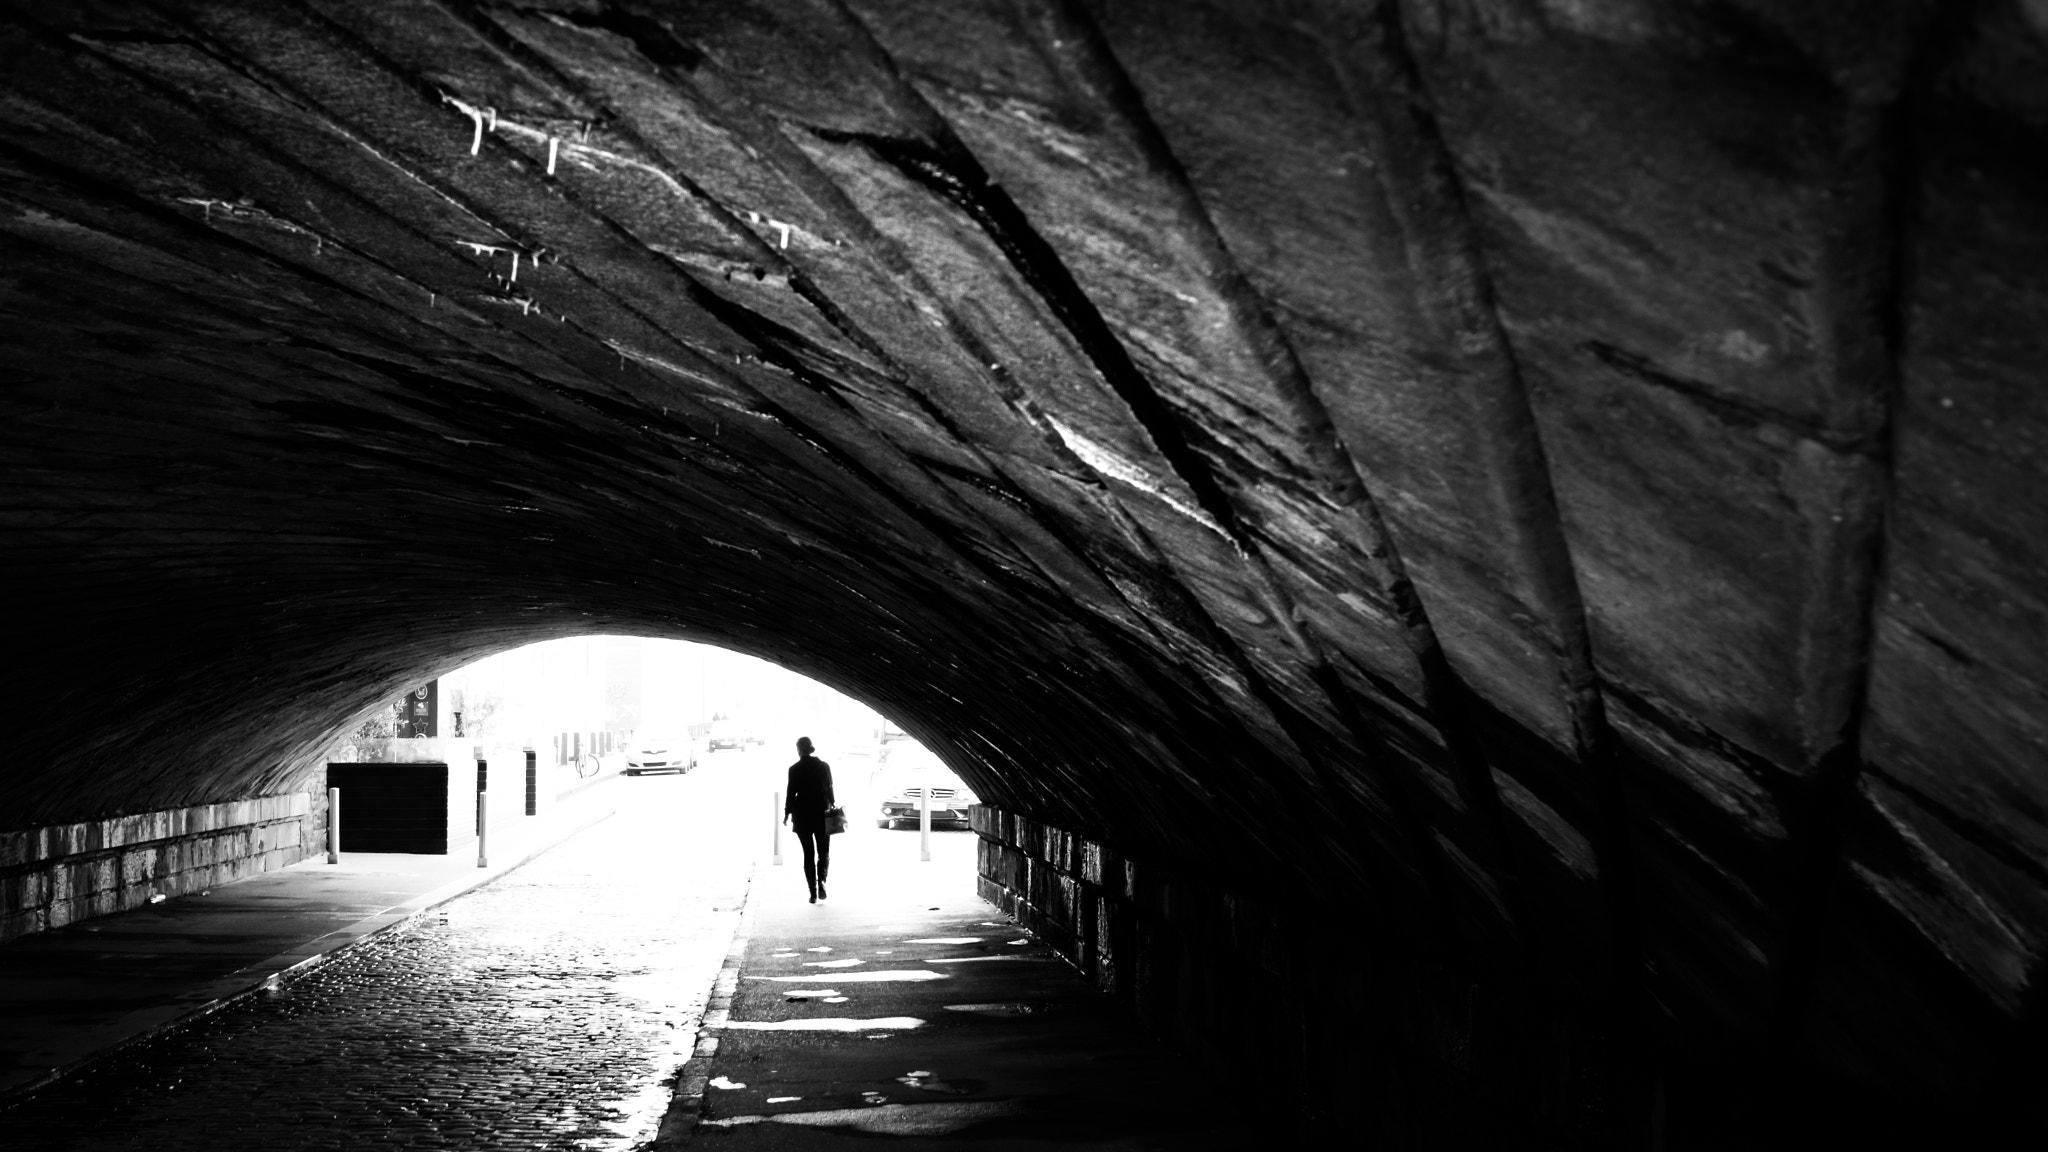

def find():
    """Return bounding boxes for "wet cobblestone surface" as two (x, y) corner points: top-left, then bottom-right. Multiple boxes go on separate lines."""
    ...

(2, 765), (759, 1151)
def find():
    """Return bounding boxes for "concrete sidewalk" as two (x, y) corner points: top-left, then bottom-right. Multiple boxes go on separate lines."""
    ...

(669, 827), (1259, 1150)
(0, 780), (620, 1103)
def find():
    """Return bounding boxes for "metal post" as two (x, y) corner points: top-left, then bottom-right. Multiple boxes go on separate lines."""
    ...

(920, 785), (931, 862)
(772, 790), (784, 866)
(524, 749), (538, 816)
(326, 786), (340, 864)
(476, 755), (489, 869)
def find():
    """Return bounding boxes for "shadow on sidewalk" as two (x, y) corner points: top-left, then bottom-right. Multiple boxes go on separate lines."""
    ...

(667, 826), (1260, 1150)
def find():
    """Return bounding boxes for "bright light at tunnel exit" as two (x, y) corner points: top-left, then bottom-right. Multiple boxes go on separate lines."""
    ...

(324, 634), (979, 862)
(341, 635), (896, 758)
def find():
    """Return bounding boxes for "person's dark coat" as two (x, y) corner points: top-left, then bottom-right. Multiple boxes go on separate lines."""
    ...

(785, 754), (836, 835)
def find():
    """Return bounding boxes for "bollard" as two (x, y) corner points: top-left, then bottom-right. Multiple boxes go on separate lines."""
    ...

(772, 790), (784, 866)
(327, 786), (340, 864)
(920, 785), (931, 862)
(524, 749), (538, 816)
(477, 757), (490, 867)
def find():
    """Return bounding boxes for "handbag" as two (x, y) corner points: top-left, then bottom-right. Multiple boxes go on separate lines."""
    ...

(822, 805), (848, 834)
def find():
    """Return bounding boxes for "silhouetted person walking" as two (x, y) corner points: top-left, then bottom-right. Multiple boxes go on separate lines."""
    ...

(783, 736), (835, 903)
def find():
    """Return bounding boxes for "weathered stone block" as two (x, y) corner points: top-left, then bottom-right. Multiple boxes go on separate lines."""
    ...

(0, 794), (319, 943)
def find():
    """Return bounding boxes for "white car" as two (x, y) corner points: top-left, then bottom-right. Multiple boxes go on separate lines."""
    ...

(623, 737), (697, 776)
(870, 743), (978, 829)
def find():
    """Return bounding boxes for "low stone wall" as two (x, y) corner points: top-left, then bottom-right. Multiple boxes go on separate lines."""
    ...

(970, 802), (1631, 1143)
(0, 793), (313, 942)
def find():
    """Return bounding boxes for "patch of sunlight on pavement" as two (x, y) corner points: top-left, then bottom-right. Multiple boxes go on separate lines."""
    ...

(925, 954), (1050, 963)
(702, 1101), (1022, 1134)
(716, 1016), (924, 1031)
(582, 1077), (677, 1151)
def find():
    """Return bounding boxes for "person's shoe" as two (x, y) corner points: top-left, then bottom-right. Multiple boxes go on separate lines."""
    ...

(808, 883), (818, 904)
(817, 881), (827, 901)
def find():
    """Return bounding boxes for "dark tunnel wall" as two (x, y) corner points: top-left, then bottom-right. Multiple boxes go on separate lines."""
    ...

(3, 0), (2046, 1142)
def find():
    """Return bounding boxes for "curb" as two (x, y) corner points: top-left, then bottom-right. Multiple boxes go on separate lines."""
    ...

(654, 861), (759, 1149)
(0, 801), (620, 1110)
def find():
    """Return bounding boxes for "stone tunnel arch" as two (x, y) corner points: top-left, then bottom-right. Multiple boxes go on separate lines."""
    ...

(3, 0), (2045, 1144)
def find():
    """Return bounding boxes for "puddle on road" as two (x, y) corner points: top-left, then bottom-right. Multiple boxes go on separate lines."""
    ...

(926, 955), (1048, 963)
(717, 1016), (924, 1032)
(942, 1002), (1043, 1016)
(897, 1071), (971, 1095)
(749, 970), (945, 982)
(806, 946), (832, 952)
(703, 1101), (1022, 1135)
(902, 937), (982, 945)
(709, 1076), (746, 1090)
(767, 1096), (802, 1104)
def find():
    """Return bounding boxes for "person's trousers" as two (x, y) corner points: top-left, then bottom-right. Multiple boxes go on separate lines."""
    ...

(796, 829), (831, 888)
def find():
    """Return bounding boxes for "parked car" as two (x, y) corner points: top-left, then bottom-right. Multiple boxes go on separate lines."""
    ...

(707, 721), (743, 752)
(623, 736), (697, 776)
(869, 742), (979, 829)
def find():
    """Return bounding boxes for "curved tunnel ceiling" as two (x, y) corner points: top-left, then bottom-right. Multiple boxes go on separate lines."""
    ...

(4, 0), (2047, 1102)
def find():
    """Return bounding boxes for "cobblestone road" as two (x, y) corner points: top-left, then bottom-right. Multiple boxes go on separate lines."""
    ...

(3, 755), (770, 1151)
